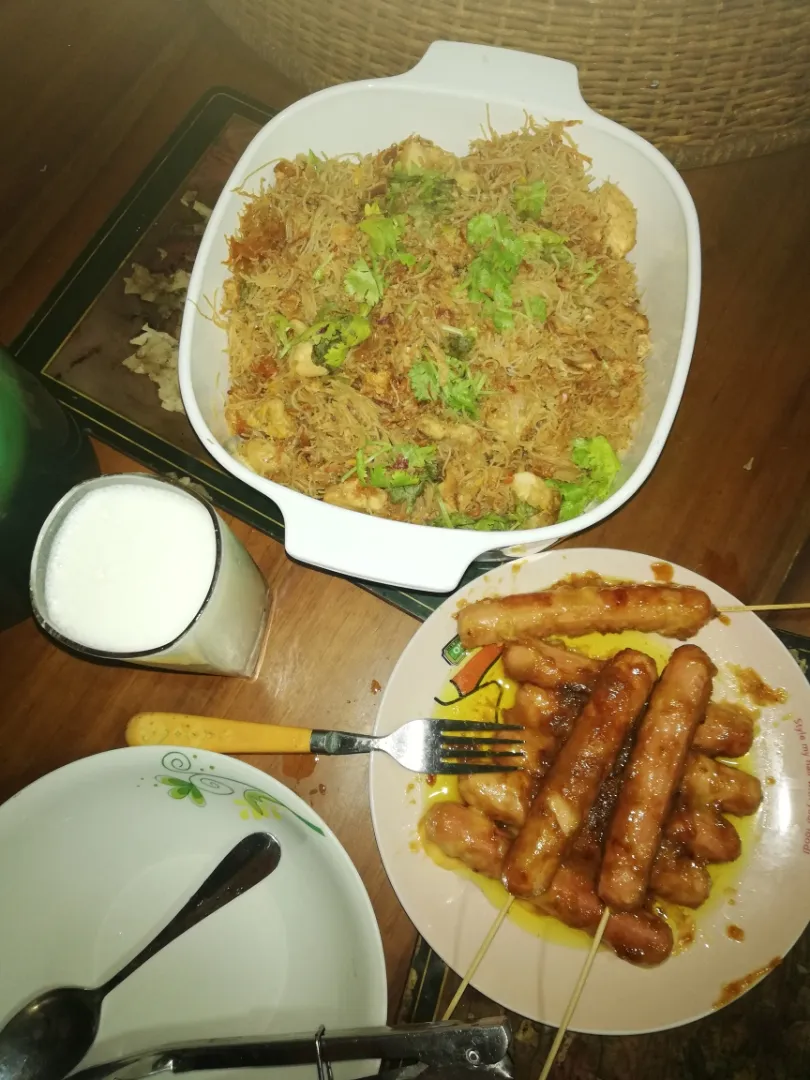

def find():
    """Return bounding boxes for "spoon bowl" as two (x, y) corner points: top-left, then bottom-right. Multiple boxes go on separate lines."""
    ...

(0, 988), (101, 1080)
(0, 831), (281, 1080)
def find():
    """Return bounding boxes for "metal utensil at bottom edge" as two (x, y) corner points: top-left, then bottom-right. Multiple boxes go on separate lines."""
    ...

(69, 1017), (513, 1080)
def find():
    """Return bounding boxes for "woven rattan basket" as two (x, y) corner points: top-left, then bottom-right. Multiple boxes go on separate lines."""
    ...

(205, 0), (810, 168)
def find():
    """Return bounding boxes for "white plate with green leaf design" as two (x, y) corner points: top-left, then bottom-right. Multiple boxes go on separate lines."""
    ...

(0, 747), (386, 1078)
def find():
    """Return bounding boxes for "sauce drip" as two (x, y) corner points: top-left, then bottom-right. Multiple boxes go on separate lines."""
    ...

(730, 665), (787, 706)
(714, 957), (780, 1008)
(282, 754), (318, 781)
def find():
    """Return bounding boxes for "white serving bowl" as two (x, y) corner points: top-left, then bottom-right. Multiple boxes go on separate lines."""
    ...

(179, 41), (701, 592)
(0, 748), (386, 1078)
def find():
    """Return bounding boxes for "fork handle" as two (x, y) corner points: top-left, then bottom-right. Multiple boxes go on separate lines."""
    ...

(127, 713), (378, 757)
(127, 713), (314, 754)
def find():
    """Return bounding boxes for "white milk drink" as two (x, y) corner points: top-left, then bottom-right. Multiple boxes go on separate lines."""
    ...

(31, 475), (269, 676)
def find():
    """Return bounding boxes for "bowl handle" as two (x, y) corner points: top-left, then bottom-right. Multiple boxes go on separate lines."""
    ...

(391, 41), (591, 116)
(280, 496), (491, 594)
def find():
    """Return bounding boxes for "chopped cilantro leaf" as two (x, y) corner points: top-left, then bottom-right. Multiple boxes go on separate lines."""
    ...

(444, 328), (476, 359)
(265, 313), (295, 355)
(347, 441), (438, 492)
(581, 258), (602, 286)
(513, 181), (548, 219)
(443, 359), (487, 418)
(523, 228), (568, 247)
(464, 214), (526, 332)
(466, 212), (503, 246)
(344, 258), (384, 306)
(408, 354), (487, 419)
(312, 255), (332, 282)
(359, 211), (407, 258)
(434, 498), (536, 531)
(409, 358), (441, 403)
(355, 205), (415, 280)
(523, 228), (573, 266)
(308, 313), (371, 370)
(387, 166), (457, 217)
(522, 295), (548, 323)
(492, 308), (514, 333)
(546, 435), (621, 521)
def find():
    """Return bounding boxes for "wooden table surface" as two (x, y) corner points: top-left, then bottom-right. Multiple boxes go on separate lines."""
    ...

(2, 0), (810, 1026)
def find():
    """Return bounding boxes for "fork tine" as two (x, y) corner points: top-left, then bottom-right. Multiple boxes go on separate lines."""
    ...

(431, 720), (524, 732)
(440, 749), (525, 760)
(440, 735), (524, 748)
(435, 763), (521, 774)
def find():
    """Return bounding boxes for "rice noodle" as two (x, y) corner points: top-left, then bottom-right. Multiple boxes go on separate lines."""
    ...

(222, 119), (647, 529)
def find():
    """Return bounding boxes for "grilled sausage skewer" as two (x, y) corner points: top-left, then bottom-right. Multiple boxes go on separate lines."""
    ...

(598, 645), (715, 910)
(502, 649), (657, 898)
(457, 584), (714, 647)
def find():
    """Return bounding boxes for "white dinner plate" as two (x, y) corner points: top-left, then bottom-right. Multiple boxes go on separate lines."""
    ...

(370, 548), (810, 1034)
(0, 747), (386, 1077)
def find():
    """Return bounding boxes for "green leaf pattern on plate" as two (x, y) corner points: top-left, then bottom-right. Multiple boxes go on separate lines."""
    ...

(159, 776), (206, 806)
(154, 751), (324, 834)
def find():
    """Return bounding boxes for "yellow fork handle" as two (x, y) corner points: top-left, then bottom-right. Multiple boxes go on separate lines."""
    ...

(126, 712), (313, 755)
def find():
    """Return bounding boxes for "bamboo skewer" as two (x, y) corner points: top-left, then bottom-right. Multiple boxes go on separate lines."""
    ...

(442, 896), (515, 1021)
(537, 905), (611, 1080)
(718, 602), (810, 614)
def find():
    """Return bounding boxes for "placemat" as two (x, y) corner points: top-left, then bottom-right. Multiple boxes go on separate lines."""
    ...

(396, 628), (810, 1080)
(10, 86), (479, 624)
(13, 88), (809, 1076)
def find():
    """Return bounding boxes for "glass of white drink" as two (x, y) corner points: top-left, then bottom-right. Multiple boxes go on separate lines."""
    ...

(29, 474), (270, 676)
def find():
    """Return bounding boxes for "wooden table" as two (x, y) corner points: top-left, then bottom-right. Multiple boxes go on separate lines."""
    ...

(1, 0), (809, 1025)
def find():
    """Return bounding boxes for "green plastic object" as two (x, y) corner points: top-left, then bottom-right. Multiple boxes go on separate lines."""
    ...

(0, 348), (98, 630)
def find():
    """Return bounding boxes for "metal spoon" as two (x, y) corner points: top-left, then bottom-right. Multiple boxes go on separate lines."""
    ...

(0, 830), (282, 1080)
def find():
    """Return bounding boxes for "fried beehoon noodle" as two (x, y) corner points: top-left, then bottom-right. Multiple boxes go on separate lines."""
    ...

(222, 119), (648, 530)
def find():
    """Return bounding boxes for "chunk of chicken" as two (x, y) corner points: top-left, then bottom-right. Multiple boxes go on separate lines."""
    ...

(416, 416), (479, 446)
(240, 438), (287, 475)
(650, 844), (712, 908)
(417, 416), (448, 440)
(244, 397), (294, 438)
(330, 221), (354, 246)
(422, 802), (509, 879)
(512, 472), (557, 514)
(486, 394), (529, 446)
(276, 289), (301, 319)
(458, 771), (534, 829)
(693, 701), (755, 758)
(452, 170), (479, 192)
(665, 804), (742, 863)
(447, 424), (480, 447)
(323, 478), (388, 514)
(360, 369), (391, 398)
(680, 753), (762, 816)
(289, 341), (327, 378)
(518, 728), (560, 777)
(597, 181), (637, 257)
(399, 136), (458, 173)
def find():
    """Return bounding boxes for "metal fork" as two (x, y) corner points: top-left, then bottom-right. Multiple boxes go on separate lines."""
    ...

(127, 713), (525, 775)
(311, 719), (525, 774)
